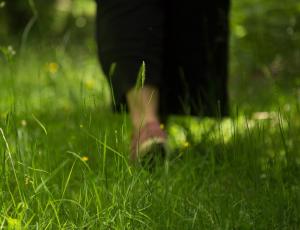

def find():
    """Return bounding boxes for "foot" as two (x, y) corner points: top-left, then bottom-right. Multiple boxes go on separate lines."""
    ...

(131, 121), (167, 164)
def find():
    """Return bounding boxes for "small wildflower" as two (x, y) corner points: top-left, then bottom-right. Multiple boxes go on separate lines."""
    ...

(84, 79), (95, 90)
(47, 62), (59, 74)
(160, 124), (164, 130)
(81, 156), (89, 162)
(24, 175), (33, 186)
(7, 45), (16, 56)
(21, 120), (27, 127)
(2, 45), (17, 59)
(183, 141), (190, 148)
(25, 177), (29, 185)
(7, 217), (21, 229)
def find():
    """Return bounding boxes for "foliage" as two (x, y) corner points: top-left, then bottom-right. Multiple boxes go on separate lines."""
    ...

(0, 0), (95, 44)
(0, 0), (300, 229)
(230, 0), (300, 113)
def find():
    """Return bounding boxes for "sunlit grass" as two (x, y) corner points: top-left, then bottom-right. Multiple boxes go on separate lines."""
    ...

(0, 44), (300, 229)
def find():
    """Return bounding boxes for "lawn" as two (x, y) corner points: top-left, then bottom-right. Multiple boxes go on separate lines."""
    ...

(1, 1), (300, 229)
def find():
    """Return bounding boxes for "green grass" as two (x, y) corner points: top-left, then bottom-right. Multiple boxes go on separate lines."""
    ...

(1, 1), (300, 228)
(0, 45), (300, 229)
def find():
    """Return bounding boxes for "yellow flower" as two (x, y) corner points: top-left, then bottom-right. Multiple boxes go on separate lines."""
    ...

(47, 62), (59, 74)
(21, 120), (27, 127)
(84, 79), (95, 90)
(81, 156), (89, 162)
(7, 217), (21, 230)
(160, 124), (165, 130)
(183, 141), (190, 148)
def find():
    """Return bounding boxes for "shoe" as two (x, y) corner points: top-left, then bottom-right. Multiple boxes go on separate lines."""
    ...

(130, 121), (167, 164)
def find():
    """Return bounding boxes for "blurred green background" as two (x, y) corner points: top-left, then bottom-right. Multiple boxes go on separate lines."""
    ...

(1, 0), (300, 114)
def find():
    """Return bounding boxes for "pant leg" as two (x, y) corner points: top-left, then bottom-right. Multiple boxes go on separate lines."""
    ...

(95, 0), (165, 111)
(161, 0), (230, 117)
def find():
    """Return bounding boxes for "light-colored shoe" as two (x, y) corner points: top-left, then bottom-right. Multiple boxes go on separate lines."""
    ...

(131, 121), (167, 164)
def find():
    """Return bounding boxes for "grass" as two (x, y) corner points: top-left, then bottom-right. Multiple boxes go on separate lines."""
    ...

(1, 1), (300, 228)
(0, 45), (300, 229)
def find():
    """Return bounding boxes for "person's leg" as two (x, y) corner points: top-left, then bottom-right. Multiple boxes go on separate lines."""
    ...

(96, 0), (165, 111)
(161, 0), (230, 117)
(95, 0), (167, 161)
(126, 86), (160, 131)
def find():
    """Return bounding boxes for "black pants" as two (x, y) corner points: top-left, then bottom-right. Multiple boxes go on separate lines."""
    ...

(96, 0), (230, 117)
